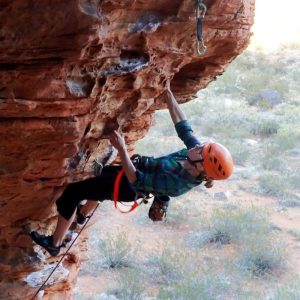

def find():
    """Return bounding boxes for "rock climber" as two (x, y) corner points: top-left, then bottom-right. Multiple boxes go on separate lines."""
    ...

(31, 81), (234, 256)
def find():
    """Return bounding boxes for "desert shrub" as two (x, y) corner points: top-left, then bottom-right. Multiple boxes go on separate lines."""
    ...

(260, 154), (285, 171)
(257, 171), (300, 202)
(256, 127), (300, 173)
(200, 105), (251, 139)
(188, 208), (270, 247)
(109, 269), (146, 300)
(278, 194), (300, 208)
(247, 89), (284, 110)
(260, 124), (300, 166)
(260, 132), (300, 172)
(273, 123), (300, 151)
(177, 95), (253, 140)
(145, 246), (187, 284)
(259, 140), (282, 164)
(285, 170), (300, 188)
(208, 49), (288, 98)
(273, 103), (300, 123)
(157, 272), (230, 300)
(241, 53), (288, 99)
(291, 67), (300, 84)
(269, 279), (300, 300)
(237, 235), (285, 277)
(287, 229), (300, 240)
(97, 231), (135, 269)
(221, 138), (252, 166)
(165, 194), (203, 226)
(257, 172), (287, 198)
(242, 68), (287, 100)
(249, 113), (279, 136)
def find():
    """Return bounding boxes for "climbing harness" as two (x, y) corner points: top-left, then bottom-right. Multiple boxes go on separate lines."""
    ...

(30, 203), (100, 300)
(113, 168), (150, 213)
(112, 154), (152, 214)
(195, 0), (207, 56)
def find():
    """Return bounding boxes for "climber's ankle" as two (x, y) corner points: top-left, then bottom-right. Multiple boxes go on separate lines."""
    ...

(53, 236), (63, 247)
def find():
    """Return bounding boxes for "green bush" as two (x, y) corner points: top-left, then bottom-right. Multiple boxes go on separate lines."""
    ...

(188, 208), (270, 247)
(269, 280), (300, 300)
(278, 194), (300, 208)
(287, 229), (300, 240)
(237, 235), (285, 277)
(249, 114), (279, 136)
(157, 273), (230, 300)
(110, 269), (146, 300)
(260, 154), (285, 171)
(201, 104), (251, 139)
(288, 170), (300, 189)
(98, 231), (135, 269)
(257, 172), (287, 197)
(274, 124), (300, 151)
(146, 246), (186, 283)
(257, 171), (300, 204)
(273, 104), (300, 123)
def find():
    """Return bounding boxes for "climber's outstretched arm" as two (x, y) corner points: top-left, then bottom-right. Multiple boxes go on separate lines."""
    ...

(109, 131), (137, 183)
(165, 80), (187, 125)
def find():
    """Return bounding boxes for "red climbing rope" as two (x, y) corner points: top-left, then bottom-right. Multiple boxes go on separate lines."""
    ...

(113, 168), (143, 213)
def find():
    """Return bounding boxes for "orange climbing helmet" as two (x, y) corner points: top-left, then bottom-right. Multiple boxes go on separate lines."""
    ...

(202, 141), (234, 180)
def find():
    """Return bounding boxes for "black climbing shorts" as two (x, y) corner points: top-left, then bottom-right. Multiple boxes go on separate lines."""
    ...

(56, 165), (137, 220)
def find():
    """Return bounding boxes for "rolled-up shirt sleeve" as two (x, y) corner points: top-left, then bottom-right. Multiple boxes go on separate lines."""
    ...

(175, 120), (200, 149)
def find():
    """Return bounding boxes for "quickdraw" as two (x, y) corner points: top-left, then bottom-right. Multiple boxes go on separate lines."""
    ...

(113, 168), (149, 213)
(195, 0), (207, 56)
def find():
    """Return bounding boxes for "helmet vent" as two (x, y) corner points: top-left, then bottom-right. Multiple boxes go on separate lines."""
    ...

(218, 165), (222, 171)
(208, 146), (212, 153)
(214, 157), (217, 164)
(223, 172), (225, 176)
(209, 157), (213, 162)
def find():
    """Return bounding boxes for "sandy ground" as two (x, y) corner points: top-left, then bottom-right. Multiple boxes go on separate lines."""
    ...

(73, 177), (300, 299)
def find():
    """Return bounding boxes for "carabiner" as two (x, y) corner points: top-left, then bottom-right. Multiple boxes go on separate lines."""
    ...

(196, 1), (207, 19)
(196, 39), (207, 56)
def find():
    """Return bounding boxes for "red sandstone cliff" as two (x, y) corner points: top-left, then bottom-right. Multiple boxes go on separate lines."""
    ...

(0, 0), (255, 299)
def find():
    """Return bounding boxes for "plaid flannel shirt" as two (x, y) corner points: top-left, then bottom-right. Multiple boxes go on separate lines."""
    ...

(131, 120), (203, 197)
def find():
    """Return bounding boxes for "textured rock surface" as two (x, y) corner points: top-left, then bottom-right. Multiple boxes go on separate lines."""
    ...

(0, 0), (255, 299)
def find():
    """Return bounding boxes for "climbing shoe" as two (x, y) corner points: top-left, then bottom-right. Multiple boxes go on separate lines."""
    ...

(148, 196), (169, 222)
(30, 231), (61, 256)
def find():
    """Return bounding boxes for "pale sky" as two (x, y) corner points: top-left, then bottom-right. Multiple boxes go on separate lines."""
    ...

(250, 0), (300, 51)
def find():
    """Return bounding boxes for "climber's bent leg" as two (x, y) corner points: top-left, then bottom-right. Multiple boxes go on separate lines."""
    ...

(56, 166), (122, 220)
(53, 210), (77, 247)
(56, 165), (136, 220)
(31, 166), (136, 256)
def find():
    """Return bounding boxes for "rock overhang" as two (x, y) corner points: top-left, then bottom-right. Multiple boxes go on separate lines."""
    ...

(0, 0), (255, 298)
